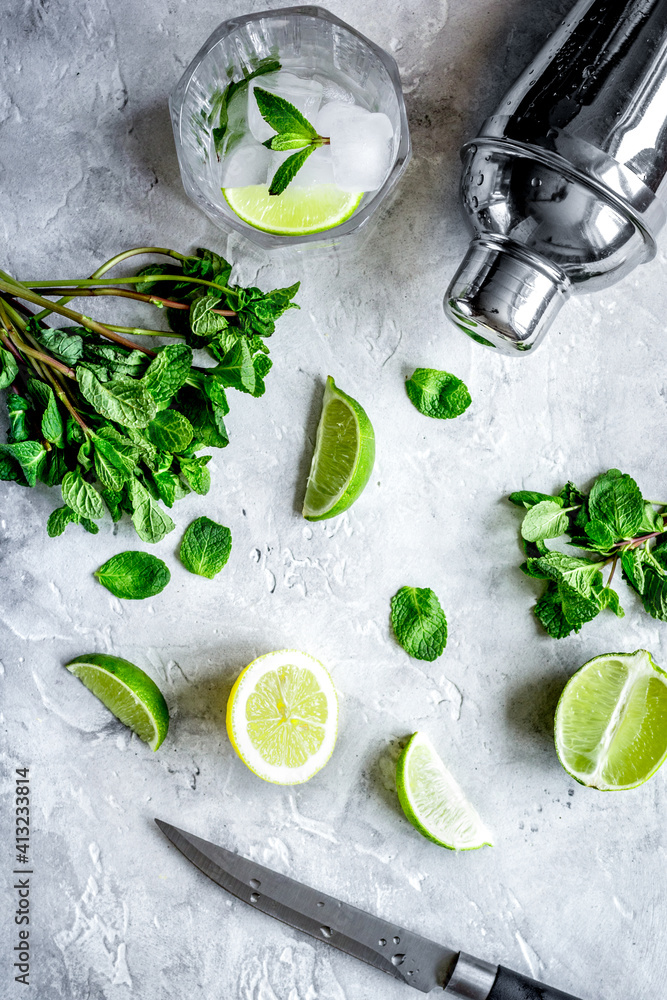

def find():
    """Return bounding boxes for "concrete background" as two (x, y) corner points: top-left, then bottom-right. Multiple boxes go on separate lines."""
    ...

(1, 0), (666, 997)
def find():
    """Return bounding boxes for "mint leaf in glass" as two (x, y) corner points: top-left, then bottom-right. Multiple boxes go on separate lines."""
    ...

(390, 586), (447, 661)
(405, 368), (471, 420)
(94, 551), (170, 600)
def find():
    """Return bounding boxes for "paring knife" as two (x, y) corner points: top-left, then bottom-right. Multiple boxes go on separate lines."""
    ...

(155, 819), (584, 1000)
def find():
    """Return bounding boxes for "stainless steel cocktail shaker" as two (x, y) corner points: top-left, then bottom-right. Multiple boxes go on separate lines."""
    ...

(445, 0), (667, 354)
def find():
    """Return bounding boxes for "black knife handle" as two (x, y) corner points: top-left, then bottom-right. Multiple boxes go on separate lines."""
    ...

(487, 966), (584, 1000)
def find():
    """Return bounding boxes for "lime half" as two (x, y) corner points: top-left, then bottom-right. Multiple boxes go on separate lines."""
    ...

(303, 375), (375, 521)
(66, 653), (169, 751)
(396, 733), (493, 850)
(223, 184), (362, 236)
(555, 649), (667, 790)
(226, 649), (338, 785)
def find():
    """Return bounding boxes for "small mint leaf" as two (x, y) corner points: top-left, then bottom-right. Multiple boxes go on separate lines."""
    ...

(180, 516), (232, 579)
(269, 133), (314, 151)
(405, 368), (471, 420)
(268, 146), (315, 196)
(521, 500), (570, 542)
(253, 87), (317, 139)
(390, 586), (447, 661)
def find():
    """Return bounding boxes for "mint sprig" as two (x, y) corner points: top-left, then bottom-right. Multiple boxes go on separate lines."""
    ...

(253, 87), (329, 196)
(510, 469), (667, 637)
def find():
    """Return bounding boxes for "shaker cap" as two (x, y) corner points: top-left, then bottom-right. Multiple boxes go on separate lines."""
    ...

(444, 237), (570, 354)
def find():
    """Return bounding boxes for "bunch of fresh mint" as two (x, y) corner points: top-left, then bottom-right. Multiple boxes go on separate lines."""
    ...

(511, 469), (667, 638)
(0, 247), (298, 542)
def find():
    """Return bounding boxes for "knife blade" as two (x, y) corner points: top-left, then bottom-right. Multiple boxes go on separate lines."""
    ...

(155, 819), (585, 1000)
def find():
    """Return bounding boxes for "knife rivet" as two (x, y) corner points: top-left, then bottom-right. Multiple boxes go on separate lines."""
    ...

(379, 938), (386, 947)
(250, 892), (261, 903)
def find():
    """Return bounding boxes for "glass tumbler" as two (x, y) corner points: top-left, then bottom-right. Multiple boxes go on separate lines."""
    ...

(169, 5), (411, 253)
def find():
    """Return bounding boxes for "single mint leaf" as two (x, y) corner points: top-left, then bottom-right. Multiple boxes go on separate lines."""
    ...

(0, 345), (19, 389)
(267, 133), (313, 151)
(621, 547), (646, 593)
(27, 379), (64, 449)
(214, 338), (255, 395)
(637, 546), (667, 621)
(40, 450), (67, 488)
(638, 502), (663, 534)
(101, 487), (124, 523)
(584, 517), (616, 551)
(175, 386), (229, 450)
(94, 551), (170, 600)
(178, 455), (211, 495)
(253, 87), (317, 140)
(146, 410), (194, 453)
(588, 469), (643, 539)
(142, 344), (193, 408)
(7, 395), (31, 443)
(182, 248), (232, 286)
(390, 586), (447, 661)
(47, 505), (78, 537)
(0, 451), (28, 486)
(61, 469), (106, 520)
(509, 490), (562, 509)
(77, 368), (157, 428)
(599, 586), (624, 618)
(521, 500), (570, 542)
(29, 323), (83, 365)
(0, 441), (47, 487)
(128, 477), (175, 544)
(82, 342), (148, 381)
(533, 583), (574, 639)
(532, 552), (603, 596)
(151, 465), (188, 508)
(190, 295), (229, 337)
(180, 516), (232, 579)
(405, 368), (471, 420)
(92, 428), (139, 491)
(522, 558), (550, 579)
(268, 146), (315, 196)
(239, 282), (300, 337)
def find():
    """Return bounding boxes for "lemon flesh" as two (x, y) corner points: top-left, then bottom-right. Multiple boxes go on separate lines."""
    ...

(223, 184), (362, 236)
(396, 733), (493, 850)
(66, 653), (169, 751)
(303, 375), (375, 521)
(226, 650), (338, 784)
(555, 649), (667, 790)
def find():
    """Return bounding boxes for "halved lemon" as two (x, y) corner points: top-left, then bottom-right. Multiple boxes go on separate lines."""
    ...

(226, 650), (338, 784)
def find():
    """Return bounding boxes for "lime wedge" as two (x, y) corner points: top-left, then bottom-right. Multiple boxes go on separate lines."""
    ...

(66, 653), (169, 751)
(396, 733), (493, 850)
(303, 375), (375, 521)
(223, 184), (362, 236)
(226, 649), (338, 785)
(554, 649), (667, 790)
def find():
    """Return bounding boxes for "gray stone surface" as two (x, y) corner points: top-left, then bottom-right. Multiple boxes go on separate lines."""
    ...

(1, 1), (666, 998)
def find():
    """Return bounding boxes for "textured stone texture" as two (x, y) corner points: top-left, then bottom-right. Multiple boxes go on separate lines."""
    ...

(1, 1), (667, 998)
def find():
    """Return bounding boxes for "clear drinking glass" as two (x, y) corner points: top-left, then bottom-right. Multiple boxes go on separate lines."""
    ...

(169, 5), (411, 253)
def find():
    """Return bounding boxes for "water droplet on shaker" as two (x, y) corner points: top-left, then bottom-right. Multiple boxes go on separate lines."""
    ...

(476, 172), (484, 185)
(393, 936), (400, 945)
(469, 144), (477, 155)
(391, 954), (406, 966)
(471, 196), (479, 209)
(379, 938), (387, 947)
(320, 926), (333, 939)
(250, 892), (260, 903)
(531, 177), (542, 187)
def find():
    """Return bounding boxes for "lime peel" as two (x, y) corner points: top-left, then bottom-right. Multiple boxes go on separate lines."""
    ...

(65, 653), (169, 751)
(303, 375), (375, 521)
(226, 649), (338, 785)
(554, 648), (667, 790)
(396, 732), (493, 851)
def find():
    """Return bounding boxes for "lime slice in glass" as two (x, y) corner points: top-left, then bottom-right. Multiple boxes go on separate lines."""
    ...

(303, 375), (375, 521)
(554, 649), (667, 790)
(226, 649), (338, 785)
(66, 653), (169, 751)
(223, 184), (362, 236)
(396, 732), (493, 850)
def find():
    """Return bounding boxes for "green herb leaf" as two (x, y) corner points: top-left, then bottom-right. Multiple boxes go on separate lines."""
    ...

(178, 455), (211, 495)
(588, 469), (643, 539)
(621, 547), (646, 593)
(142, 344), (193, 409)
(92, 427), (139, 491)
(127, 477), (175, 544)
(175, 386), (229, 449)
(533, 583), (573, 639)
(182, 248), (233, 286)
(0, 345), (18, 389)
(405, 368), (471, 420)
(28, 379), (64, 448)
(509, 490), (562, 509)
(0, 441), (47, 486)
(94, 551), (171, 600)
(7, 395), (31, 443)
(190, 295), (230, 337)
(390, 586), (448, 661)
(0, 451), (28, 485)
(253, 87), (318, 140)
(268, 146), (315, 196)
(47, 505), (79, 537)
(267, 133), (314, 151)
(180, 516), (232, 578)
(61, 469), (106, 520)
(521, 500), (571, 542)
(584, 517), (616, 551)
(29, 323), (83, 365)
(77, 367), (157, 428)
(214, 338), (256, 394)
(146, 410), (193, 453)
